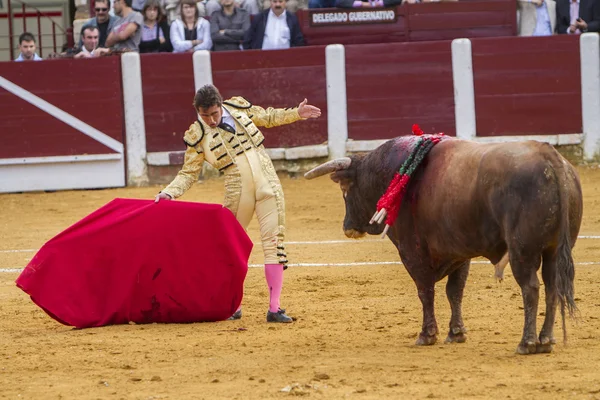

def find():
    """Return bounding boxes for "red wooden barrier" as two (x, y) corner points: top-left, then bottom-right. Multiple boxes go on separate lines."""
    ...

(0, 57), (124, 158)
(471, 35), (581, 136)
(142, 47), (328, 151)
(212, 46), (328, 148)
(141, 53), (196, 153)
(345, 41), (455, 140)
(406, 0), (516, 42)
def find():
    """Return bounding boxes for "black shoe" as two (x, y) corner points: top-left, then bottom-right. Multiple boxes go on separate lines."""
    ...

(266, 309), (293, 323)
(227, 309), (242, 320)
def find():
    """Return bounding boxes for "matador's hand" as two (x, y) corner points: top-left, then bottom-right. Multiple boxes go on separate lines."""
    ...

(155, 192), (173, 203)
(298, 99), (321, 119)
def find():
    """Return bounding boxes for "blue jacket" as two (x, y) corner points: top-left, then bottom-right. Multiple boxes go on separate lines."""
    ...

(243, 10), (304, 49)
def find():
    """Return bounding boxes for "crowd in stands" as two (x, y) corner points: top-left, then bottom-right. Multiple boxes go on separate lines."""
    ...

(15, 0), (306, 61)
(517, 0), (600, 36)
(12, 0), (600, 61)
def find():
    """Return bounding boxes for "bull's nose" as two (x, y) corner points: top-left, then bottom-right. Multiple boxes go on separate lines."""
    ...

(344, 229), (367, 239)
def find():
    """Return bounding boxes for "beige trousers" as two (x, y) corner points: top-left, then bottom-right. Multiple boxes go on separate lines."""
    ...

(224, 149), (282, 264)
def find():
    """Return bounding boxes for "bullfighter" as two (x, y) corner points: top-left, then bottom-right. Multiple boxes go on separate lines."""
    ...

(155, 84), (321, 323)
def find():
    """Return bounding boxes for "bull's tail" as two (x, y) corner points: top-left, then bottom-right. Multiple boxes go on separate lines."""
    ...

(548, 150), (578, 345)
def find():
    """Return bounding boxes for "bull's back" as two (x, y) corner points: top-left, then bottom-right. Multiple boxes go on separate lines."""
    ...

(413, 139), (579, 257)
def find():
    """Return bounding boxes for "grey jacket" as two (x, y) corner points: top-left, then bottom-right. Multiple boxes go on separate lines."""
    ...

(210, 8), (251, 51)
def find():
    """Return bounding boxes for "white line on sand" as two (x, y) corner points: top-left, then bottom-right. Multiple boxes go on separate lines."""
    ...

(3, 235), (600, 254)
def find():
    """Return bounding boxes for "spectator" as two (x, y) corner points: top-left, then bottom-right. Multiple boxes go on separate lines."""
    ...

(556, 0), (600, 33)
(81, 0), (118, 48)
(74, 26), (111, 58)
(210, 0), (250, 51)
(263, 0), (299, 12)
(139, 0), (173, 52)
(212, 0), (261, 15)
(15, 32), (42, 61)
(106, 0), (144, 51)
(336, 0), (401, 7)
(132, 0), (146, 11)
(243, 0), (304, 49)
(517, 0), (556, 36)
(170, 0), (212, 52)
(309, 0), (336, 8)
(164, 0), (218, 23)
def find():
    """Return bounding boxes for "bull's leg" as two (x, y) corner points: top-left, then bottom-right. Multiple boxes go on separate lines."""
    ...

(510, 253), (542, 355)
(445, 261), (470, 344)
(537, 251), (558, 353)
(416, 283), (438, 346)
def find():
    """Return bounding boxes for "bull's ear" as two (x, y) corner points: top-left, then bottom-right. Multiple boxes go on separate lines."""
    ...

(331, 169), (353, 184)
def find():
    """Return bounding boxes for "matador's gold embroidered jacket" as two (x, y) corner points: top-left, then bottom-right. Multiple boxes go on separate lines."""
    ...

(161, 96), (302, 199)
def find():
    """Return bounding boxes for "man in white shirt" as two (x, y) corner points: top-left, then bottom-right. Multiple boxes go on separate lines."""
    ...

(74, 26), (110, 58)
(243, 0), (305, 49)
(14, 32), (43, 62)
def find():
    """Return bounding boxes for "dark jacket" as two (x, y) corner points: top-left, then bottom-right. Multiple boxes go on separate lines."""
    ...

(243, 10), (304, 50)
(210, 8), (251, 51)
(139, 19), (173, 53)
(556, 0), (600, 33)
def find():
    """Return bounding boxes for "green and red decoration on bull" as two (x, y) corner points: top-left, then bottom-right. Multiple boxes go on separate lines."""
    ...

(370, 124), (446, 237)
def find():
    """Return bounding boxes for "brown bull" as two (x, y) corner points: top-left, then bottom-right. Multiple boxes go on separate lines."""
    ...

(305, 136), (583, 354)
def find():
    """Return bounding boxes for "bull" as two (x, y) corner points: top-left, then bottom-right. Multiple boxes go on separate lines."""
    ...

(305, 136), (582, 354)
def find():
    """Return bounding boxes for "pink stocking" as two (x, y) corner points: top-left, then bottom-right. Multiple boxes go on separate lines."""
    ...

(264, 264), (284, 313)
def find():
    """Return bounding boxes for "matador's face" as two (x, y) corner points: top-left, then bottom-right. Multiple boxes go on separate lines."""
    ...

(197, 105), (223, 129)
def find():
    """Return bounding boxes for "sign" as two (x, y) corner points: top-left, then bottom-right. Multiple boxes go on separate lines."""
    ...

(309, 8), (398, 27)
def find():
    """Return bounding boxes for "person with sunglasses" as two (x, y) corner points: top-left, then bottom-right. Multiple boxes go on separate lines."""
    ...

(80, 0), (118, 48)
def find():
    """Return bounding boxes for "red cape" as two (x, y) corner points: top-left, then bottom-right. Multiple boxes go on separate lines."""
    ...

(16, 199), (252, 328)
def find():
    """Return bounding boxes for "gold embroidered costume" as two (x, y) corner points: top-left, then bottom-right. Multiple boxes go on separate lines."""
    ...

(161, 96), (303, 266)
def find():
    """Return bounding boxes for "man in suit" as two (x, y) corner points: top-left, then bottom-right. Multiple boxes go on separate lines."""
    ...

(517, 0), (557, 36)
(243, 0), (304, 49)
(556, 0), (600, 34)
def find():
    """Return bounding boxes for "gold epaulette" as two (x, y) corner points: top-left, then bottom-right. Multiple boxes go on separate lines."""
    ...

(223, 96), (252, 109)
(182, 121), (205, 147)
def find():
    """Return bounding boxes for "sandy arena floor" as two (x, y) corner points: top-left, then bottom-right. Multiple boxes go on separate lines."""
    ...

(2, 166), (600, 399)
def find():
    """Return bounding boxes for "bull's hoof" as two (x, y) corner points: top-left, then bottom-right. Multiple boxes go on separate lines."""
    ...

(536, 335), (555, 354)
(415, 334), (437, 346)
(535, 343), (553, 354)
(516, 341), (538, 355)
(445, 332), (467, 344)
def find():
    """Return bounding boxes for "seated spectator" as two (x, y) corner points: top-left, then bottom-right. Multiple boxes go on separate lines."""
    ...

(556, 0), (600, 33)
(170, 0), (212, 52)
(210, 0), (250, 51)
(263, 0), (299, 13)
(336, 0), (401, 7)
(14, 32), (43, 61)
(106, 0), (144, 51)
(74, 26), (111, 58)
(309, 0), (336, 8)
(243, 0), (304, 49)
(81, 0), (118, 48)
(517, 0), (556, 36)
(164, 0), (219, 23)
(140, 0), (174, 52)
(132, 0), (146, 11)
(214, 0), (261, 15)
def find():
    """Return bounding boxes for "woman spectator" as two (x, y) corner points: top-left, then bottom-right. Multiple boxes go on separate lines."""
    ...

(139, 0), (173, 52)
(170, 0), (212, 52)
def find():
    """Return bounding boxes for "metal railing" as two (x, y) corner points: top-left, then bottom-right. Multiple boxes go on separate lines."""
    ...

(1, 0), (72, 60)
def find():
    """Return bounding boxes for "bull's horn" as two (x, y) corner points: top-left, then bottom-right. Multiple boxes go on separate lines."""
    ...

(304, 157), (352, 180)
